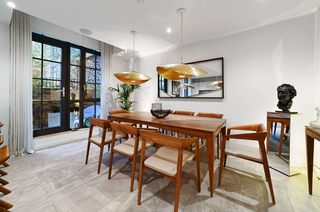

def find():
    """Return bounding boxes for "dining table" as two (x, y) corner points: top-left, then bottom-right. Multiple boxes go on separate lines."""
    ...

(108, 111), (227, 197)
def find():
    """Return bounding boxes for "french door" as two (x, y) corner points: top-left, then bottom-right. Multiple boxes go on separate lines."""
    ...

(32, 33), (101, 137)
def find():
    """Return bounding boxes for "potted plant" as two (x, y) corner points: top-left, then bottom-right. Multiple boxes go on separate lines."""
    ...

(109, 83), (140, 111)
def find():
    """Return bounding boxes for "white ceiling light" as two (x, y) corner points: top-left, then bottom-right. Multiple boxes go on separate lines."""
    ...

(7, 2), (16, 8)
(166, 28), (172, 33)
(79, 28), (92, 35)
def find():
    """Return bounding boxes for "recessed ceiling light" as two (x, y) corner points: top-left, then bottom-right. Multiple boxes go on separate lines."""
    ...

(167, 28), (172, 33)
(79, 28), (92, 35)
(7, 2), (16, 8)
(137, 0), (144, 4)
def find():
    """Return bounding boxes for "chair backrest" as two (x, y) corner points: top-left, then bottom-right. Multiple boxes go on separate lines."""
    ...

(110, 122), (139, 137)
(88, 118), (111, 138)
(109, 110), (129, 115)
(196, 112), (223, 119)
(139, 130), (198, 150)
(227, 123), (267, 142)
(172, 111), (195, 116)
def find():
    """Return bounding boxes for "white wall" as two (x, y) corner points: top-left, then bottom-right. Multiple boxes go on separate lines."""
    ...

(136, 14), (316, 167)
(31, 16), (101, 51)
(0, 21), (10, 145)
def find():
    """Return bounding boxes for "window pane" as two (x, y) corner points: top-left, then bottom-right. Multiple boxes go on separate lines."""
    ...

(70, 82), (80, 100)
(96, 70), (101, 83)
(42, 102), (61, 128)
(32, 41), (42, 58)
(70, 47), (81, 65)
(70, 102), (80, 129)
(33, 79), (41, 100)
(85, 84), (95, 99)
(33, 101), (41, 129)
(83, 102), (95, 127)
(96, 55), (101, 69)
(86, 68), (95, 83)
(96, 84), (101, 98)
(86, 53), (95, 68)
(43, 44), (62, 62)
(43, 61), (61, 80)
(33, 59), (41, 78)
(43, 80), (61, 101)
(70, 66), (80, 82)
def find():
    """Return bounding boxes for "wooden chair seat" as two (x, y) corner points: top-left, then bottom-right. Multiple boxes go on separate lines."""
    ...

(90, 132), (126, 145)
(113, 137), (154, 157)
(225, 139), (262, 163)
(145, 146), (195, 177)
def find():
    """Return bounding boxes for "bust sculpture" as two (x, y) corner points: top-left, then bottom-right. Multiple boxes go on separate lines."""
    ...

(277, 84), (297, 112)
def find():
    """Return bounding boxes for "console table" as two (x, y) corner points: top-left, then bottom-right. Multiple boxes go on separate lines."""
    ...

(305, 126), (320, 195)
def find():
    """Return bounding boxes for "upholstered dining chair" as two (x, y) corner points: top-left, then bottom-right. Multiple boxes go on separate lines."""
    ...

(137, 130), (201, 212)
(108, 123), (159, 192)
(196, 112), (224, 158)
(218, 123), (276, 204)
(85, 118), (127, 174)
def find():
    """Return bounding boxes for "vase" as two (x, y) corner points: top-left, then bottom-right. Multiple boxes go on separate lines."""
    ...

(310, 106), (320, 128)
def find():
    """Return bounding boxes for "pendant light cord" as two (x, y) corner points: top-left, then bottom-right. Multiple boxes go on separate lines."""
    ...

(180, 11), (183, 64)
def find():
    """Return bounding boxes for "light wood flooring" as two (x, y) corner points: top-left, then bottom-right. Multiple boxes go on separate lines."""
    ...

(1, 138), (320, 212)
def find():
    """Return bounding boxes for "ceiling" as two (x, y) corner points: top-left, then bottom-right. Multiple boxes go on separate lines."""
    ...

(1, 0), (320, 57)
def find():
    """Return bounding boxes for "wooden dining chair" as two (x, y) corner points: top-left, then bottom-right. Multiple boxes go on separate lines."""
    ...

(85, 118), (127, 174)
(108, 123), (159, 192)
(196, 112), (224, 158)
(0, 145), (12, 211)
(218, 123), (276, 204)
(109, 110), (129, 115)
(172, 110), (195, 116)
(137, 130), (201, 212)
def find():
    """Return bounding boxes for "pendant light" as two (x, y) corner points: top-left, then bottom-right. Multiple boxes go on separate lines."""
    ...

(207, 81), (223, 90)
(114, 31), (151, 85)
(157, 8), (207, 80)
(177, 83), (195, 89)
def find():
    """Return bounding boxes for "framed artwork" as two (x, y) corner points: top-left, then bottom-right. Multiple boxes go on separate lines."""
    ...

(158, 57), (224, 99)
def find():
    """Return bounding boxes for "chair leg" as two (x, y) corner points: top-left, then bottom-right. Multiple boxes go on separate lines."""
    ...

(195, 141), (201, 192)
(279, 124), (285, 156)
(174, 150), (183, 212)
(216, 134), (220, 159)
(2, 163), (9, 167)
(218, 138), (227, 186)
(0, 170), (7, 176)
(0, 186), (11, 195)
(0, 178), (8, 185)
(223, 154), (227, 167)
(130, 154), (137, 192)
(0, 199), (12, 210)
(85, 141), (91, 165)
(273, 122), (277, 134)
(108, 143), (110, 152)
(0, 206), (10, 212)
(97, 144), (105, 174)
(108, 149), (114, 180)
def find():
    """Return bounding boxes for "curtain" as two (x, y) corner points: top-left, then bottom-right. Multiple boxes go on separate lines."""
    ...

(100, 43), (112, 120)
(9, 10), (34, 156)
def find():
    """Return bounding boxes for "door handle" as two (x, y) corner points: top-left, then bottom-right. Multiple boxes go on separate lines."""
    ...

(56, 87), (65, 97)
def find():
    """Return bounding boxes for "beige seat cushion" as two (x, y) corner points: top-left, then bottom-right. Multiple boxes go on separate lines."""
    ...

(225, 139), (262, 162)
(144, 146), (195, 177)
(113, 137), (154, 156)
(90, 131), (126, 145)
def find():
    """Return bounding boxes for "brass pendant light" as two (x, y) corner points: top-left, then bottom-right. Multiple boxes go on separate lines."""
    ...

(114, 31), (151, 85)
(157, 8), (207, 80)
(207, 81), (223, 90)
(177, 83), (195, 89)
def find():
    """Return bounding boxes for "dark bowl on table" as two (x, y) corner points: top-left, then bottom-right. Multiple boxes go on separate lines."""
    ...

(150, 109), (171, 118)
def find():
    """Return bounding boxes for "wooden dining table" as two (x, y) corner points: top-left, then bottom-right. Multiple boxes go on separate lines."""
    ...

(108, 111), (227, 197)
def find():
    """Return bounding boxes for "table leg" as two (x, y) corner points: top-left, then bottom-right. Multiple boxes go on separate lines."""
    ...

(306, 132), (315, 195)
(206, 135), (214, 197)
(267, 120), (271, 152)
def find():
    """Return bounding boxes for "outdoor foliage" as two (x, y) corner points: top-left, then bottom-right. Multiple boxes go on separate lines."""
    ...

(109, 83), (140, 111)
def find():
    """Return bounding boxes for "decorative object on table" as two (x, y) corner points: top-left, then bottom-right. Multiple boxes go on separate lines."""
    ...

(109, 83), (140, 111)
(150, 103), (170, 118)
(158, 57), (224, 98)
(276, 84), (297, 112)
(310, 106), (320, 128)
(156, 8), (207, 80)
(113, 31), (151, 85)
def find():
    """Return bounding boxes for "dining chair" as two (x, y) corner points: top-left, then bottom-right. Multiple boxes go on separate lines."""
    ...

(0, 143), (12, 211)
(196, 112), (224, 158)
(108, 123), (159, 192)
(85, 118), (127, 174)
(109, 110), (129, 115)
(218, 123), (276, 204)
(169, 111), (195, 137)
(137, 130), (201, 212)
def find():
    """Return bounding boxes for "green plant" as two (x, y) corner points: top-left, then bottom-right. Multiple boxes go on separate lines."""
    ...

(109, 83), (140, 111)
